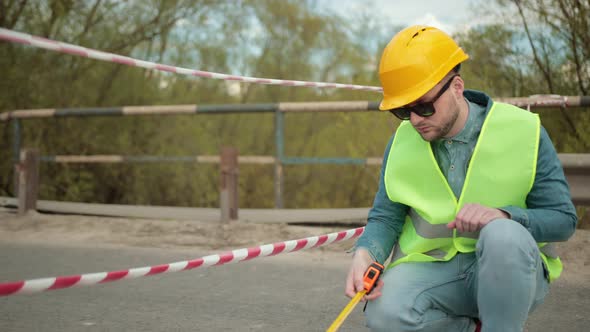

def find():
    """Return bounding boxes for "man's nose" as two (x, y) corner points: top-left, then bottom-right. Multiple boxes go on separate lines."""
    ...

(410, 111), (425, 124)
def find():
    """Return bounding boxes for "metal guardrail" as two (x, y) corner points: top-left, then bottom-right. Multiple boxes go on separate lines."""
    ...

(4, 98), (589, 209)
(560, 154), (590, 206)
(1, 97), (589, 122)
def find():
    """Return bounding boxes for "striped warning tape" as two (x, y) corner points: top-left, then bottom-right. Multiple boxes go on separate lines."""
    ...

(0, 28), (382, 93)
(0, 227), (364, 296)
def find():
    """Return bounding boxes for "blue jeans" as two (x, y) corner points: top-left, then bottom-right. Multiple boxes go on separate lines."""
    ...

(365, 219), (549, 332)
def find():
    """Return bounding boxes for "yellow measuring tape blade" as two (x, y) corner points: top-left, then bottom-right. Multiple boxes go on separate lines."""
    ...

(326, 290), (367, 332)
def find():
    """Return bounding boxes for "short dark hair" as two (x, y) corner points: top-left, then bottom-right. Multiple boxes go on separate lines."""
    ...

(452, 63), (461, 73)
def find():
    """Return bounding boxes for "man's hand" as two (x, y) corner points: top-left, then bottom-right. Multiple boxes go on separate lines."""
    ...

(447, 203), (509, 232)
(345, 248), (384, 301)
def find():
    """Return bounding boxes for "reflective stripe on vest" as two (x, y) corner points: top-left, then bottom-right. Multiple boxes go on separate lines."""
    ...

(384, 102), (563, 281)
(409, 208), (479, 239)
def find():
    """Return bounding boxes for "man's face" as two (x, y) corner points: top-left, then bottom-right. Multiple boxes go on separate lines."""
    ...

(408, 76), (460, 141)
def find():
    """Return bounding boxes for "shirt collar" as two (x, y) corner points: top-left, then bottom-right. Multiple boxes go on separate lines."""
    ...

(438, 90), (488, 144)
(449, 98), (476, 143)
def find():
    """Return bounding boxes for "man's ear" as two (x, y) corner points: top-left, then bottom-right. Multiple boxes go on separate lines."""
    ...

(452, 75), (465, 95)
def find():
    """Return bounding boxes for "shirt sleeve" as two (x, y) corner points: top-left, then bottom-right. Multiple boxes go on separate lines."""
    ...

(355, 135), (408, 264)
(501, 126), (578, 242)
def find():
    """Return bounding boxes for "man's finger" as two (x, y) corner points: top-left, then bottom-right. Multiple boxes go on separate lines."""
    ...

(365, 279), (384, 301)
(456, 218), (465, 232)
(345, 279), (355, 298)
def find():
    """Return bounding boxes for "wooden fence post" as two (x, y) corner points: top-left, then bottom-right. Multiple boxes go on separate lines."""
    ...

(13, 164), (19, 197)
(17, 149), (40, 216)
(220, 147), (239, 222)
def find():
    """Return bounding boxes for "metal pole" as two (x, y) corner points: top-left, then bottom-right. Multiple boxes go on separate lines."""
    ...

(274, 110), (284, 208)
(12, 119), (21, 196)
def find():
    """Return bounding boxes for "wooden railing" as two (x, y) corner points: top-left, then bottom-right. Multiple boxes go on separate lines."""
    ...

(13, 148), (590, 220)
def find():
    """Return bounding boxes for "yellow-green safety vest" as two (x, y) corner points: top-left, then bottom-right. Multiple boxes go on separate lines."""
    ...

(384, 102), (562, 282)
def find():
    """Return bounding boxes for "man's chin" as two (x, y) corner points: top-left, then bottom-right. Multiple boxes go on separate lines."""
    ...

(419, 132), (441, 142)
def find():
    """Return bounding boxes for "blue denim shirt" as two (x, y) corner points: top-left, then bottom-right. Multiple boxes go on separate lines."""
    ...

(356, 90), (578, 264)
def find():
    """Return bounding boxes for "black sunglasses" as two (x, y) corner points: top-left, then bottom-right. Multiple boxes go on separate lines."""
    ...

(389, 74), (459, 120)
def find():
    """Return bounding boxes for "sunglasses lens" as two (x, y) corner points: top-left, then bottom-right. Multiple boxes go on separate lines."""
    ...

(414, 104), (435, 117)
(391, 108), (411, 120)
(390, 103), (436, 120)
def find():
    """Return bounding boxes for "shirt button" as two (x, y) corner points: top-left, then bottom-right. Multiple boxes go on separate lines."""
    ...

(447, 140), (452, 145)
(450, 165), (455, 170)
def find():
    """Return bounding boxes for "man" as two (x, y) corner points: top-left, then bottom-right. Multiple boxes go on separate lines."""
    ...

(345, 26), (577, 332)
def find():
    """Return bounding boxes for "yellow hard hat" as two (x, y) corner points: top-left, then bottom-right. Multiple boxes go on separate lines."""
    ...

(378, 25), (469, 111)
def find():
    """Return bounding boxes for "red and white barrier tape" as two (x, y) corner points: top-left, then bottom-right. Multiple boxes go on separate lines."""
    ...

(0, 227), (364, 296)
(0, 28), (383, 93)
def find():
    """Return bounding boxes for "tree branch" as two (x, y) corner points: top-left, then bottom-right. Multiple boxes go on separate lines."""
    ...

(513, 0), (554, 92)
(1, 0), (28, 29)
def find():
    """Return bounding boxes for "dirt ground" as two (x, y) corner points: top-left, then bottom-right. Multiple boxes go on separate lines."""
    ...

(0, 207), (589, 284)
(0, 208), (356, 253)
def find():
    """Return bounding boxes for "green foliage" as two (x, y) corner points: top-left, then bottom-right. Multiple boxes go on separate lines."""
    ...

(455, 25), (529, 97)
(0, 0), (587, 218)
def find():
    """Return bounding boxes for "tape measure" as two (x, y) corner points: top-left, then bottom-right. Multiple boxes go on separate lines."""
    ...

(326, 262), (384, 332)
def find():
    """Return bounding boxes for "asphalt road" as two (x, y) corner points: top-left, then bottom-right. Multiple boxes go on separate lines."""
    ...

(0, 243), (588, 331)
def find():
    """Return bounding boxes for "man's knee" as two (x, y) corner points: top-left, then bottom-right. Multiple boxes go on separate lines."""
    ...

(365, 298), (417, 332)
(477, 219), (538, 261)
(366, 299), (472, 332)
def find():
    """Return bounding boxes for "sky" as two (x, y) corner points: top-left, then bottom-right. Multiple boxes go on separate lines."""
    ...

(322, 0), (486, 35)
